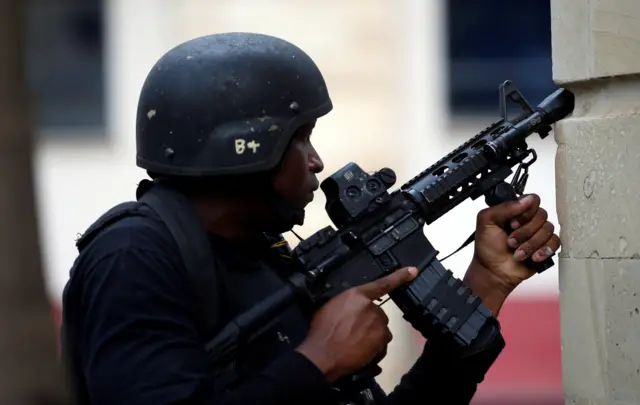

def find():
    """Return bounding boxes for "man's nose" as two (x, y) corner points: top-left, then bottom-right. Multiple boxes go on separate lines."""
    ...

(309, 155), (324, 173)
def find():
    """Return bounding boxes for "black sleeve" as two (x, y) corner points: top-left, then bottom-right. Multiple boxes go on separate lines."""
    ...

(75, 246), (336, 405)
(374, 319), (505, 405)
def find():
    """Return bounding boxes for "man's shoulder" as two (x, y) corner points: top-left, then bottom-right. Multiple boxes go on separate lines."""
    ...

(65, 202), (193, 308)
(75, 202), (178, 267)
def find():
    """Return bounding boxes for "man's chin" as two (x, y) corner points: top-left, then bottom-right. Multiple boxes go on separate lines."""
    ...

(263, 207), (306, 235)
(289, 208), (306, 228)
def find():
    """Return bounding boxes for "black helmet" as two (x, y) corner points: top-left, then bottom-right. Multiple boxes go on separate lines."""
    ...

(135, 32), (333, 178)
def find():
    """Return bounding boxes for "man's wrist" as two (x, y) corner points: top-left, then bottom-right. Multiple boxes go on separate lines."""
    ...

(295, 342), (341, 383)
(463, 260), (513, 316)
(262, 350), (338, 404)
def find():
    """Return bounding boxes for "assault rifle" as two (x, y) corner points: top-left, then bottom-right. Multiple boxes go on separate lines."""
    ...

(205, 80), (574, 382)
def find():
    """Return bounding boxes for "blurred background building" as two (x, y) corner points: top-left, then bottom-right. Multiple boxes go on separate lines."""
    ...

(29, 0), (562, 403)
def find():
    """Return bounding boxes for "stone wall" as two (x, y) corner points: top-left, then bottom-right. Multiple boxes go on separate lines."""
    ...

(552, 0), (640, 403)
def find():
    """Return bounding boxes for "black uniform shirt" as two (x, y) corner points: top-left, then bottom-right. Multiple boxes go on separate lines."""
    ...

(61, 203), (503, 405)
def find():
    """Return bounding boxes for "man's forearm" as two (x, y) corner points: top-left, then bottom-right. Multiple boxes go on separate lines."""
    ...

(381, 318), (505, 405)
(204, 350), (336, 405)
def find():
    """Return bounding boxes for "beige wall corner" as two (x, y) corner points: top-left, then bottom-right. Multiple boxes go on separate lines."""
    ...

(552, 1), (640, 404)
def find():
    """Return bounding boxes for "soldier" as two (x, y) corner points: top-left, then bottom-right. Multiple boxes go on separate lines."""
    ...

(60, 32), (560, 405)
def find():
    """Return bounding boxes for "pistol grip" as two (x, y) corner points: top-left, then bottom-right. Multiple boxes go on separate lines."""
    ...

(484, 182), (554, 274)
(333, 362), (381, 398)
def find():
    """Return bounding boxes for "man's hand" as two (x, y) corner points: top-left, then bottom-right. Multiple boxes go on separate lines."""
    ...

(464, 193), (561, 315)
(296, 266), (418, 383)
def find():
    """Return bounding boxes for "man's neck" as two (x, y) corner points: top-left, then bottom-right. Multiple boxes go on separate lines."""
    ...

(190, 195), (264, 243)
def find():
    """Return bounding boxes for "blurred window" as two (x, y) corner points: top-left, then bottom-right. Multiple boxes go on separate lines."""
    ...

(446, 0), (556, 116)
(26, 0), (105, 137)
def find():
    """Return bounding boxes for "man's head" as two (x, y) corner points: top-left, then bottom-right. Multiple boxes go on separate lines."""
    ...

(135, 32), (332, 236)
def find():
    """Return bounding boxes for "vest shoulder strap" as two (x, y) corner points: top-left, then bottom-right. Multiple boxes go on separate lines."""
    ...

(138, 185), (221, 338)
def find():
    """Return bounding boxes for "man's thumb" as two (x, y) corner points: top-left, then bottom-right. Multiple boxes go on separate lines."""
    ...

(481, 194), (539, 227)
(359, 267), (418, 300)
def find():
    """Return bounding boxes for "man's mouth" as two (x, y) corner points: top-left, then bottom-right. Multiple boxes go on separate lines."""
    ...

(306, 181), (319, 203)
